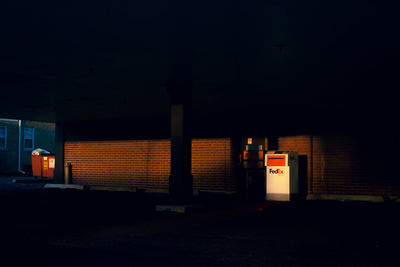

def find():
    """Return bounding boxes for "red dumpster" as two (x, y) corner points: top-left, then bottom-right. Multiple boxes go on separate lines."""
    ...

(31, 148), (55, 178)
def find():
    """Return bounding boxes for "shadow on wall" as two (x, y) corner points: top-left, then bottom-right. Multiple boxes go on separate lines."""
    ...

(318, 134), (400, 195)
(298, 155), (308, 198)
(274, 133), (400, 196)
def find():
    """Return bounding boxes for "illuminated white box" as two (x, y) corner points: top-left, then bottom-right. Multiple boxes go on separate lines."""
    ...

(265, 151), (298, 201)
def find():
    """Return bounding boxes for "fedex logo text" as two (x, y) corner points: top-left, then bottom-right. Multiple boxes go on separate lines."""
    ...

(269, 168), (284, 175)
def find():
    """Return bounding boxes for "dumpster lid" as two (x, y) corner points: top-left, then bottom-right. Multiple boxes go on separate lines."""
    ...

(32, 148), (52, 156)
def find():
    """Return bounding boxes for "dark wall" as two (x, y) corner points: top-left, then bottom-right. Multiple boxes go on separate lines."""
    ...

(0, 121), (19, 174)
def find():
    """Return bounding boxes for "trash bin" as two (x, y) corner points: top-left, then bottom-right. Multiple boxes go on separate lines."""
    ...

(31, 148), (55, 178)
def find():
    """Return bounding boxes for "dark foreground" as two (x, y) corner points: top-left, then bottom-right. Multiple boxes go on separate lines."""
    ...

(0, 189), (399, 266)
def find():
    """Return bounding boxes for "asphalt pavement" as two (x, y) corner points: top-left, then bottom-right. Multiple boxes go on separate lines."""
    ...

(0, 181), (399, 266)
(0, 176), (52, 191)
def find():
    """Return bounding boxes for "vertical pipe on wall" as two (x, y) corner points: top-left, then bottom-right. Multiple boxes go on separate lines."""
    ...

(17, 120), (25, 174)
(310, 135), (314, 194)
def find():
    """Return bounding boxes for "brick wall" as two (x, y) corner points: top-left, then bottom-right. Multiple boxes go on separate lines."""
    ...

(270, 134), (400, 196)
(192, 138), (236, 191)
(64, 140), (170, 188)
(64, 138), (236, 192)
(64, 133), (400, 196)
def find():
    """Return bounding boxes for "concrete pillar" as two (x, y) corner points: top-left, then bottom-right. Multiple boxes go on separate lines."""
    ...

(54, 123), (64, 184)
(167, 0), (193, 203)
(169, 88), (192, 203)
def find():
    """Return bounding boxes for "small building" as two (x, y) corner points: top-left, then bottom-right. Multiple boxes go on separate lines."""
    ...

(0, 119), (55, 176)
(1, 0), (400, 201)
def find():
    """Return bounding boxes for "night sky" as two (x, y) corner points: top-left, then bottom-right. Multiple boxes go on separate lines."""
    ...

(1, 0), (399, 122)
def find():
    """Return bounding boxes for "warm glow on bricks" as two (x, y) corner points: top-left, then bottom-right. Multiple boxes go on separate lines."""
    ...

(64, 138), (236, 192)
(64, 140), (171, 189)
(192, 138), (236, 191)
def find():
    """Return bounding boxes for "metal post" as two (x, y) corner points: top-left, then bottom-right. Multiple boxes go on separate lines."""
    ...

(64, 163), (72, 184)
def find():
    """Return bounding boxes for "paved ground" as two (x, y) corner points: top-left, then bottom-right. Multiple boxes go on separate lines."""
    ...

(0, 176), (51, 191)
(0, 184), (399, 266)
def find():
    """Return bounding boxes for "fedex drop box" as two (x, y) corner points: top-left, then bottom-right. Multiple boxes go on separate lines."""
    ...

(265, 151), (298, 201)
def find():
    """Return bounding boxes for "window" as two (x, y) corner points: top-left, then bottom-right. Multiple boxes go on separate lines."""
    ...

(24, 128), (34, 151)
(0, 126), (6, 150)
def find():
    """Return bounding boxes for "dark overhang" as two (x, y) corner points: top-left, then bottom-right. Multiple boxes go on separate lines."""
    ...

(1, 0), (399, 125)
